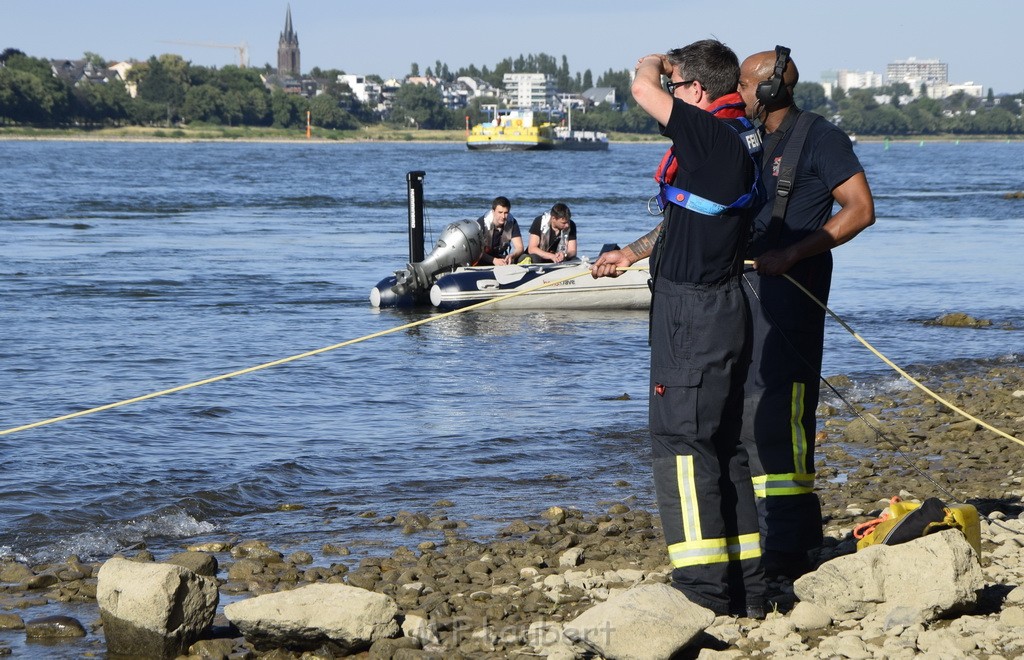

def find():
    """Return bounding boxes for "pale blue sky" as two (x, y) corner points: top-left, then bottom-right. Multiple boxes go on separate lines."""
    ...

(3, 0), (1020, 93)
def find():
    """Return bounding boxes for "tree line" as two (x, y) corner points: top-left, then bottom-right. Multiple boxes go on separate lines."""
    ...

(2, 47), (1023, 135)
(0, 48), (642, 132)
(795, 82), (1024, 135)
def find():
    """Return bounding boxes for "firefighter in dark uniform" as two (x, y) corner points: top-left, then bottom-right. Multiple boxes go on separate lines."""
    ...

(737, 49), (875, 578)
(593, 39), (766, 617)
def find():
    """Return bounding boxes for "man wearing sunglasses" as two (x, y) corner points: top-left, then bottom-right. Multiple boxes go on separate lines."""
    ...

(592, 39), (766, 619)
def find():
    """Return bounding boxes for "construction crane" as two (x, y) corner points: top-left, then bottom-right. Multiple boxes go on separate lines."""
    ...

(158, 40), (250, 68)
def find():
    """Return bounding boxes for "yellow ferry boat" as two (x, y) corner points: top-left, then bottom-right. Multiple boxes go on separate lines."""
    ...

(466, 109), (554, 151)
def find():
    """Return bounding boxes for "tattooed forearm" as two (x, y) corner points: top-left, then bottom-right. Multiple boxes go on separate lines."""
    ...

(624, 223), (662, 261)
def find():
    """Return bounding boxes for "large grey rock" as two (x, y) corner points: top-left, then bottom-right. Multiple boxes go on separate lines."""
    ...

(97, 557), (218, 659)
(224, 582), (399, 654)
(563, 583), (714, 660)
(794, 529), (983, 622)
(165, 550), (218, 577)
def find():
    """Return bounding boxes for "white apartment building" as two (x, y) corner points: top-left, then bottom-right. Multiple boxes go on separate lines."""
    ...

(925, 81), (984, 100)
(337, 74), (381, 104)
(502, 72), (555, 109)
(457, 76), (498, 99)
(836, 69), (884, 91)
(886, 57), (948, 92)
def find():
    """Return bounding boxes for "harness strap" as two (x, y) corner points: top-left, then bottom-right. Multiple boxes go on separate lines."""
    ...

(762, 109), (822, 247)
(655, 116), (763, 216)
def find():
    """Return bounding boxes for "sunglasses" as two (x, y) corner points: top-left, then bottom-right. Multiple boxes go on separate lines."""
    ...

(666, 79), (698, 94)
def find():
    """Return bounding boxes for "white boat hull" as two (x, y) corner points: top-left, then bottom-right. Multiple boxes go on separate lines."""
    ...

(429, 259), (650, 311)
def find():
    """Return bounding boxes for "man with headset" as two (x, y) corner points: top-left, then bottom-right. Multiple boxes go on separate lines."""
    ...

(592, 40), (767, 618)
(737, 47), (875, 578)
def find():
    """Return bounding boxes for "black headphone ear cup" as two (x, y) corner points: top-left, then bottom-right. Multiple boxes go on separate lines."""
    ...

(756, 79), (776, 105)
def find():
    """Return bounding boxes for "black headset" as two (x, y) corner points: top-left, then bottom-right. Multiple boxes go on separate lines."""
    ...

(755, 45), (792, 106)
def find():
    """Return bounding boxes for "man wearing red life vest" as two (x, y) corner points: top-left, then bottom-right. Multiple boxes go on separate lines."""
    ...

(592, 40), (766, 618)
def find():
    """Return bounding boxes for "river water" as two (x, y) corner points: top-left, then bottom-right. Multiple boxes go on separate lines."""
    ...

(1, 139), (1021, 581)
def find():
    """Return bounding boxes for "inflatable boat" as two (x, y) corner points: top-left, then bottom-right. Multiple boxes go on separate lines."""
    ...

(369, 171), (650, 311)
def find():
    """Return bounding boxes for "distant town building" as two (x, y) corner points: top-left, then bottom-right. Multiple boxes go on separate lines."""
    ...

(927, 81), (984, 100)
(456, 76), (498, 99)
(581, 87), (617, 106)
(50, 59), (119, 86)
(502, 72), (554, 109)
(835, 69), (884, 91)
(405, 75), (439, 87)
(339, 74), (381, 104)
(886, 57), (947, 90)
(108, 61), (136, 97)
(277, 4), (300, 76)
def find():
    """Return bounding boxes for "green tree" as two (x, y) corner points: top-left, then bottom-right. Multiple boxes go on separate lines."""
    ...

(83, 51), (106, 67)
(793, 82), (827, 113)
(270, 88), (306, 128)
(557, 55), (572, 92)
(221, 90), (245, 126)
(70, 78), (131, 125)
(902, 96), (942, 134)
(865, 104), (909, 134)
(135, 55), (190, 123)
(0, 48), (27, 64)
(391, 82), (450, 129)
(0, 67), (50, 123)
(183, 84), (224, 123)
(214, 66), (267, 94)
(890, 82), (912, 98)
(971, 106), (1019, 133)
(2, 53), (72, 124)
(309, 93), (358, 129)
(244, 88), (270, 125)
(596, 68), (631, 106)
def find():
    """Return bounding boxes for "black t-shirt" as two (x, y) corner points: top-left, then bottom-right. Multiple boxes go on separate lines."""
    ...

(654, 99), (756, 284)
(748, 112), (864, 254)
(529, 215), (577, 253)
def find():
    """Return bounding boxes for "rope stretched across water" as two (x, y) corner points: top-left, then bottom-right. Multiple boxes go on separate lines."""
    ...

(2, 263), (1020, 449)
(0, 266), (597, 436)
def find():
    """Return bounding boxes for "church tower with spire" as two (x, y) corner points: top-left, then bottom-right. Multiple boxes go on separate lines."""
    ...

(277, 5), (300, 76)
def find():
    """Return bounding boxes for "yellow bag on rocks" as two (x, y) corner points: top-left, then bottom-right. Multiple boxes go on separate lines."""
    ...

(853, 496), (981, 558)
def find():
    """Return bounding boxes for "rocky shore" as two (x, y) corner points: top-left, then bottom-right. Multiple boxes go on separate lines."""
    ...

(1, 359), (1023, 659)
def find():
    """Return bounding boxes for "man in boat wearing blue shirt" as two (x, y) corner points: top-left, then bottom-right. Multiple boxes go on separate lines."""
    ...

(476, 196), (524, 266)
(736, 49), (875, 579)
(526, 202), (577, 263)
(591, 39), (766, 618)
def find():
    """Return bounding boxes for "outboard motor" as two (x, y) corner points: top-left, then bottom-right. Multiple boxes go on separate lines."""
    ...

(393, 219), (483, 295)
(370, 172), (484, 308)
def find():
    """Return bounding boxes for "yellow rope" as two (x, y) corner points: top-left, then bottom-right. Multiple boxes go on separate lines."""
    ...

(5, 260), (1020, 449)
(0, 266), (607, 436)
(773, 268), (1024, 448)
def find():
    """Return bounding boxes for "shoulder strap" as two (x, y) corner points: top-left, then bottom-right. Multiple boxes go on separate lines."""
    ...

(654, 117), (763, 216)
(763, 110), (821, 246)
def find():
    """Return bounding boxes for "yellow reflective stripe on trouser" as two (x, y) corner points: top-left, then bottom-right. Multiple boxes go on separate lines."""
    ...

(676, 455), (702, 542)
(752, 473), (816, 497)
(752, 382), (815, 498)
(667, 532), (761, 568)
